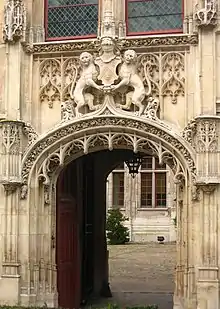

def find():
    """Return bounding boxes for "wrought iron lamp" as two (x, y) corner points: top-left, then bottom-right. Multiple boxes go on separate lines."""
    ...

(125, 153), (142, 178)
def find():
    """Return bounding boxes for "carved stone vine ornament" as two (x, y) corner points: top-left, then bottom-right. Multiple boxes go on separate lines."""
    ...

(182, 119), (197, 148)
(22, 122), (38, 149)
(3, 0), (26, 43)
(22, 35), (199, 55)
(194, 0), (217, 27)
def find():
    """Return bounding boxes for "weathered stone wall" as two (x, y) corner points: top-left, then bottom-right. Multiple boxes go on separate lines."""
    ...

(0, 1), (220, 309)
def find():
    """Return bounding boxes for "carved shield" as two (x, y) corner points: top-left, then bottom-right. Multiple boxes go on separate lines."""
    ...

(95, 57), (121, 86)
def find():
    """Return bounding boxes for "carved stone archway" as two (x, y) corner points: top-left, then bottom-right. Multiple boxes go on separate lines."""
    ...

(19, 113), (197, 308)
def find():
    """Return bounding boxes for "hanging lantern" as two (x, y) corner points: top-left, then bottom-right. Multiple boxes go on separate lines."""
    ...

(125, 153), (142, 178)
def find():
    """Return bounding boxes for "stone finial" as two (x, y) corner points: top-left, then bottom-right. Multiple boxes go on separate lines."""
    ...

(3, 0), (26, 43)
(194, 0), (217, 27)
(100, 0), (116, 38)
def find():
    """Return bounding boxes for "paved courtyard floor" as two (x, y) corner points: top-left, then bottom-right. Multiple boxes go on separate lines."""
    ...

(89, 242), (176, 308)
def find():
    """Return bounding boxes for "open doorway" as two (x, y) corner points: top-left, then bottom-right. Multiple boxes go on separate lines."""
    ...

(105, 157), (177, 309)
(56, 149), (177, 309)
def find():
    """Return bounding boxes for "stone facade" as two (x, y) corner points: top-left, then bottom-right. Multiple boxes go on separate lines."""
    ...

(106, 164), (177, 243)
(0, 1), (220, 309)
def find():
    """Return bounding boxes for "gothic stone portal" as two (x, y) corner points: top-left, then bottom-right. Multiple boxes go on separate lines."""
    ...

(18, 115), (196, 309)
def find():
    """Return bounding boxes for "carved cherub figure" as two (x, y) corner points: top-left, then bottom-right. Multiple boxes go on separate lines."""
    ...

(113, 49), (151, 116)
(70, 52), (101, 117)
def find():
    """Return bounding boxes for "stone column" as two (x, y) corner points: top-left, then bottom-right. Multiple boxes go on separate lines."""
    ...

(0, 120), (23, 305)
(194, 0), (217, 115)
(196, 184), (219, 309)
(0, 2), (27, 303)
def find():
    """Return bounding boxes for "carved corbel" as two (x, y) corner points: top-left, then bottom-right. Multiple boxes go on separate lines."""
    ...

(44, 184), (51, 205)
(2, 181), (22, 195)
(3, 0), (26, 43)
(192, 185), (201, 201)
(200, 183), (217, 194)
(20, 184), (28, 199)
(194, 0), (217, 28)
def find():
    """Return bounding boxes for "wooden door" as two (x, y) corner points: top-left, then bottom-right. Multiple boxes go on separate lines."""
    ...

(81, 158), (94, 303)
(56, 166), (81, 309)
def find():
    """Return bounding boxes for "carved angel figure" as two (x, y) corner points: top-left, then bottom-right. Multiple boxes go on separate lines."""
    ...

(70, 52), (101, 117)
(113, 49), (152, 116)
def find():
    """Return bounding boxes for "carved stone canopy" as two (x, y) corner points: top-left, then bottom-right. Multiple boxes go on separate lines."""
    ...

(3, 0), (26, 43)
(194, 0), (217, 27)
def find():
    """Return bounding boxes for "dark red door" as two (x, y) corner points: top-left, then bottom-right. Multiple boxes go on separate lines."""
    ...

(56, 195), (81, 309)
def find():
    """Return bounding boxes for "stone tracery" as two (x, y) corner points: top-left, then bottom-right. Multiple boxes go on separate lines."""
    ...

(21, 116), (196, 195)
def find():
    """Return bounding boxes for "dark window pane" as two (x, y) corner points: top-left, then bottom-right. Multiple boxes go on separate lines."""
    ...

(48, 0), (98, 6)
(141, 156), (152, 169)
(140, 173), (152, 207)
(155, 173), (166, 207)
(113, 173), (125, 208)
(46, 1), (98, 39)
(127, 0), (183, 34)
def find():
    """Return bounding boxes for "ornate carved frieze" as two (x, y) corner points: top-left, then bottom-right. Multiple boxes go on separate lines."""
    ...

(22, 35), (198, 55)
(196, 120), (217, 152)
(3, 0), (26, 43)
(194, 0), (217, 27)
(38, 38), (185, 118)
(21, 117), (196, 190)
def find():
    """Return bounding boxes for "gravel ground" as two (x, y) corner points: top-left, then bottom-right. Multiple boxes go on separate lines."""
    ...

(89, 242), (176, 308)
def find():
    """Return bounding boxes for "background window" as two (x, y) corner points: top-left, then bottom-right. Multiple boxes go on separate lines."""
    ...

(45, 0), (98, 41)
(140, 156), (167, 208)
(112, 172), (125, 208)
(127, 0), (183, 35)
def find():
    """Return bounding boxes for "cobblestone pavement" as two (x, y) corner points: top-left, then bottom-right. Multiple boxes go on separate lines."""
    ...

(90, 242), (176, 308)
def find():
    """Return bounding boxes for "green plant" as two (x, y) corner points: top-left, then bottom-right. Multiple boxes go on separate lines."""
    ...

(104, 305), (158, 309)
(106, 208), (130, 245)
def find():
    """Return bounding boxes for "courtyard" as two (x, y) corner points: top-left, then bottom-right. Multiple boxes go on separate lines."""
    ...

(89, 242), (176, 308)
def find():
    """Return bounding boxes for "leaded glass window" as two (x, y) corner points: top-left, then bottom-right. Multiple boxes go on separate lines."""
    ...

(140, 156), (167, 208)
(113, 172), (125, 208)
(45, 0), (98, 40)
(127, 0), (183, 35)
